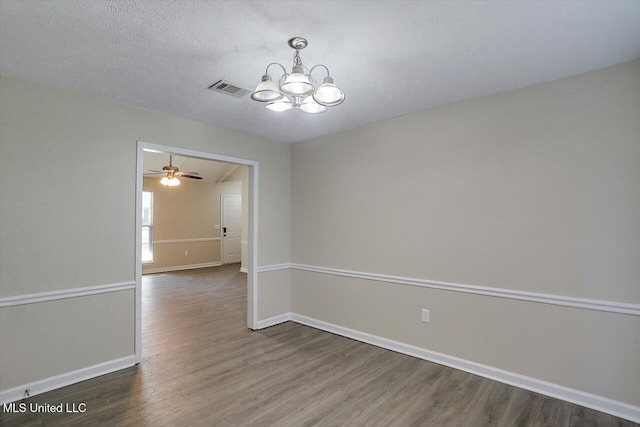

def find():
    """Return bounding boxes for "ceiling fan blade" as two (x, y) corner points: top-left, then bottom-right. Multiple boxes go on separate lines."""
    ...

(148, 170), (164, 173)
(178, 173), (203, 180)
(143, 172), (164, 175)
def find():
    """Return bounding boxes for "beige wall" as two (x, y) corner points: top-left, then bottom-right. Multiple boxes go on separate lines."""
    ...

(291, 60), (640, 406)
(0, 75), (291, 391)
(142, 177), (240, 272)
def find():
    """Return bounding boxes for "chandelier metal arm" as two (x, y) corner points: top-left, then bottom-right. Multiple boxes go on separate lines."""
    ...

(265, 62), (288, 78)
(309, 64), (331, 81)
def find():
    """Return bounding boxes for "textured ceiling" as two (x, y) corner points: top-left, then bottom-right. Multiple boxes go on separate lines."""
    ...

(1, 1), (639, 143)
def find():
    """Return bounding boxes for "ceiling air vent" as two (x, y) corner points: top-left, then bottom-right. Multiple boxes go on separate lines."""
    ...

(208, 80), (251, 98)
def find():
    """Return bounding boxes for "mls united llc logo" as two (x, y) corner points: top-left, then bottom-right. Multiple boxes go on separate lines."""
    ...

(3, 402), (87, 413)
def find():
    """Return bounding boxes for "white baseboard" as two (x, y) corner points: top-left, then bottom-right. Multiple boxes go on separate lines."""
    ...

(0, 355), (136, 405)
(255, 313), (292, 329)
(153, 237), (221, 244)
(289, 313), (640, 423)
(142, 261), (222, 274)
(4, 313), (635, 422)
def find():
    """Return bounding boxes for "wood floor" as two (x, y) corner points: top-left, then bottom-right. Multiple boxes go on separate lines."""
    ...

(1, 264), (636, 426)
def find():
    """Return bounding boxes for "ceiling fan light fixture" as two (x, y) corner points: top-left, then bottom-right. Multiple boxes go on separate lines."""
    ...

(147, 155), (201, 187)
(160, 176), (180, 186)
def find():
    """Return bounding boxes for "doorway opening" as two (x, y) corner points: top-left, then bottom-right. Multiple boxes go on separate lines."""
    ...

(135, 141), (259, 364)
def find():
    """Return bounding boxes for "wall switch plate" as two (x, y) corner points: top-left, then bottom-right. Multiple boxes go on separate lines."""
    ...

(184, 250), (189, 256)
(421, 309), (430, 323)
(214, 225), (221, 230)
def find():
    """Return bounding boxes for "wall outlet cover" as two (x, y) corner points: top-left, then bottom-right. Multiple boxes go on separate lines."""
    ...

(421, 309), (430, 323)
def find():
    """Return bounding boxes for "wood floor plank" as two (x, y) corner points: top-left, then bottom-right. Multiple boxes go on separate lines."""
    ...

(570, 405), (638, 427)
(1, 265), (636, 426)
(533, 396), (572, 427)
(496, 385), (540, 427)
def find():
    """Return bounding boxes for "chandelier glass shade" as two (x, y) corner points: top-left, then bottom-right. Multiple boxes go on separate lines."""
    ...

(251, 75), (283, 102)
(265, 97), (292, 112)
(313, 76), (346, 107)
(251, 37), (345, 114)
(299, 95), (327, 114)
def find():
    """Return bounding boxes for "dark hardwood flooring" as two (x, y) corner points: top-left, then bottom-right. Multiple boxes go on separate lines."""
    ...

(1, 264), (636, 426)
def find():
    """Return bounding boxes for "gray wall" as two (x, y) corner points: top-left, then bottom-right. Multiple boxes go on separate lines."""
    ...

(291, 60), (640, 406)
(0, 75), (291, 390)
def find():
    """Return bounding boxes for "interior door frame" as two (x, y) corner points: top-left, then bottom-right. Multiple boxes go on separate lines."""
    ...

(135, 141), (259, 364)
(220, 193), (242, 265)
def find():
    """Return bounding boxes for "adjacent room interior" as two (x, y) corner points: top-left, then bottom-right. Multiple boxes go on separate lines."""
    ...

(141, 150), (249, 275)
(0, 1), (638, 425)
(140, 149), (252, 381)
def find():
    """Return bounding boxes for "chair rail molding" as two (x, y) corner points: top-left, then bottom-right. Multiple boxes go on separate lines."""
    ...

(290, 263), (640, 316)
(0, 281), (136, 308)
(257, 263), (291, 273)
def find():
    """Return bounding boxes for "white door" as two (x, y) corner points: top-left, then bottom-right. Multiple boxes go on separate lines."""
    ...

(222, 194), (242, 264)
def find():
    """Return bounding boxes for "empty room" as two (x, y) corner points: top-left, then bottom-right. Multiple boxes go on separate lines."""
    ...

(0, 1), (638, 426)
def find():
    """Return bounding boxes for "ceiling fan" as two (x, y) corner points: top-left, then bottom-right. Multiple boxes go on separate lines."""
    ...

(144, 155), (203, 186)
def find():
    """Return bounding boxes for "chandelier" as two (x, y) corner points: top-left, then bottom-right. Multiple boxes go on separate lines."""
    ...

(251, 37), (345, 114)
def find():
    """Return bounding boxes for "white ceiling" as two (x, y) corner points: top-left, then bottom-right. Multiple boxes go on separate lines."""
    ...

(143, 151), (238, 184)
(1, 1), (638, 143)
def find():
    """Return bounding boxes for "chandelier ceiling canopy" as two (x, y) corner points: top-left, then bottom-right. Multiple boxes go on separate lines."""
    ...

(251, 37), (345, 114)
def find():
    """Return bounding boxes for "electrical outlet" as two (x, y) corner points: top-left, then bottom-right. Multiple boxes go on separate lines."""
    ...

(184, 250), (189, 256)
(421, 309), (430, 323)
